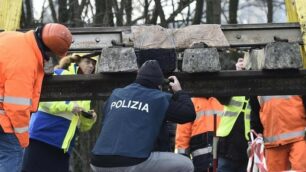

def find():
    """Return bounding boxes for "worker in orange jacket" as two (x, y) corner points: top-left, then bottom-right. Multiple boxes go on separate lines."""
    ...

(175, 97), (223, 172)
(250, 95), (306, 171)
(0, 23), (72, 172)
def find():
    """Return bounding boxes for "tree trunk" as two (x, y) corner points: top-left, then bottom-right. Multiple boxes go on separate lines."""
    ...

(104, 0), (114, 26)
(267, 0), (273, 23)
(113, 0), (125, 26)
(229, 0), (239, 24)
(150, 6), (159, 24)
(154, 0), (167, 27)
(125, 0), (132, 25)
(48, 0), (58, 22)
(58, 0), (69, 24)
(144, 0), (150, 24)
(69, 0), (85, 27)
(206, 0), (221, 24)
(94, 0), (105, 25)
(186, 4), (191, 25)
(21, 0), (34, 28)
(192, 0), (204, 24)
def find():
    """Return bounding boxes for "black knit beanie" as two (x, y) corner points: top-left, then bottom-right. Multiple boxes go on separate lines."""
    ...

(136, 60), (164, 87)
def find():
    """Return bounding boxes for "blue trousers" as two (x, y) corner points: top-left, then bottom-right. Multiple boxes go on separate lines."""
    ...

(0, 133), (23, 172)
(217, 157), (247, 172)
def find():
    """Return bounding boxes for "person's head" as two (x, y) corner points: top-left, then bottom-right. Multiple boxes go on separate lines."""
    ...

(35, 23), (72, 61)
(73, 53), (97, 74)
(136, 60), (164, 89)
(235, 57), (246, 71)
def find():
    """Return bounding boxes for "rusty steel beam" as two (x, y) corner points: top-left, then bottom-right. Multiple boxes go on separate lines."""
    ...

(66, 23), (302, 51)
(40, 69), (306, 101)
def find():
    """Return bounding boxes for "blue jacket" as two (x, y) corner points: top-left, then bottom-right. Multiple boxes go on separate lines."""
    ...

(92, 83), (171, 158)
(29, 68), (95, 153)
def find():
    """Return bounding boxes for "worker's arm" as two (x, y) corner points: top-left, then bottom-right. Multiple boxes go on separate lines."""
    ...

(249, 96), (264, 134)
(165, 76), (196, 124)
(39, 101), (76, 114)
(3, 62), (34, 147)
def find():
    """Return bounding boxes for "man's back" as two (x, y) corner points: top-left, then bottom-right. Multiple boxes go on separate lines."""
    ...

(93, 83), (171, 158)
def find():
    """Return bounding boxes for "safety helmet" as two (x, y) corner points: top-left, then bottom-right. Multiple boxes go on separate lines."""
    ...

(42, 23), (72, 58)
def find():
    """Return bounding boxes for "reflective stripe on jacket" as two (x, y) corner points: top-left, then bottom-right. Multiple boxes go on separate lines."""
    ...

(217, 96), (251, 140)
(0, 31), (44, 148)
(258, 95), (306, 147)
(29, 68), (95, 153)
(175, 97), (223, 157)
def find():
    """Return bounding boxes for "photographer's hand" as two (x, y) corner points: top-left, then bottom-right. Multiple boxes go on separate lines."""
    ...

(168, 76), (182, 93)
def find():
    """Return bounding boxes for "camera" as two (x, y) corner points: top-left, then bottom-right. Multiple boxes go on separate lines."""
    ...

(81, 111), (94, 119)
(163, 78), (174, 85)
(162, 78), (174, 92)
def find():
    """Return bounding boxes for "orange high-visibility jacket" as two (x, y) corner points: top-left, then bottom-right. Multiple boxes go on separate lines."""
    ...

(258, 95), (306, 148)
(175, 97), (224, 156)
(0, 31), (44, 148)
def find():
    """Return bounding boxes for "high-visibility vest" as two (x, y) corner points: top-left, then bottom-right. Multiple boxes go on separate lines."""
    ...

(0, 31), (44, 148)
(175, 97), (223, 157)
(258, 95), (306, 148)
(217, 96), (251, 140)
(29, 67), (95, 153)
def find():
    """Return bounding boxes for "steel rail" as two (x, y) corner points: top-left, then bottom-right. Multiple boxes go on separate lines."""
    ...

(67, 23), (302, 51)
(41, 69), (306, 101)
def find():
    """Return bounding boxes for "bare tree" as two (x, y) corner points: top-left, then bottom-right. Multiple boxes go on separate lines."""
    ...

(58, 0), (69, 24)
(229, 0), (239, 24)
(94, 0), (104, 25)
(154, 0), (167, 27)
(207, 0), (221, 24)
(267, 0), (273, 23)
(48, 0), (58, 22)
(69, 0), (87, 27)
(166, 0), (194, 24)
(21, 0), (34, 28)
(113, 0), (125, 26)
(125, 0), (132, 25)
(144, 0), (151, 24)
(193, 0), (204, 24)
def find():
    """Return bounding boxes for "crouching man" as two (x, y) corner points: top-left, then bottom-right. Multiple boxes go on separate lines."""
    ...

(91, 60), (196, 172)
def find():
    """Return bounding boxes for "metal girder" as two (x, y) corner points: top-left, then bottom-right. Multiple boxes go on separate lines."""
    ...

(67, 23), (302, 51)
(40, 70), (306, 101)
(221, 23), (302, 47)
(69, 27), (129, 51)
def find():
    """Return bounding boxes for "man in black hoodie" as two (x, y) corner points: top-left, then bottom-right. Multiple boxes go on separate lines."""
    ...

(91, 60), (196, 172)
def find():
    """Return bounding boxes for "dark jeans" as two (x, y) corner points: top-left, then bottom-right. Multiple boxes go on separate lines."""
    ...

(22, 139), (69, 172)
(193, 154), (213, 172)
(217, 157), (247, 172)
(0, 133), (23, 172)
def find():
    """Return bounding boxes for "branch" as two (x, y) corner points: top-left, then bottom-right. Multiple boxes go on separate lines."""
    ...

(166, 0), (194, 24)
(48, 0), (58, 22)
